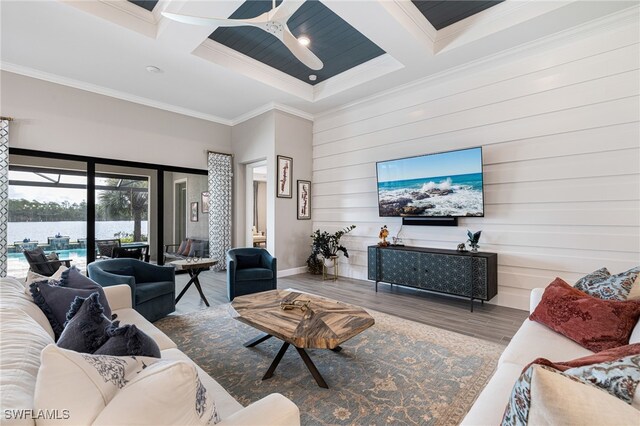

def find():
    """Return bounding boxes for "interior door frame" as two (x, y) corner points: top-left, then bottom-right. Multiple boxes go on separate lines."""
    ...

(173, 178), (188, 245)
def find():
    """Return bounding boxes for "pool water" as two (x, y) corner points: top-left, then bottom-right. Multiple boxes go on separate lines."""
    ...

(8, 249), (88, 262)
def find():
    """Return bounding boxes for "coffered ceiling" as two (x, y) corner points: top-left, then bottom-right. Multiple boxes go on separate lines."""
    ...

(1, 1), (637, 124)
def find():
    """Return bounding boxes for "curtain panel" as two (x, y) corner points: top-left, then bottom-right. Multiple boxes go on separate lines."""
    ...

(0, 119), (9, 277)
(207, 152), (232, 272)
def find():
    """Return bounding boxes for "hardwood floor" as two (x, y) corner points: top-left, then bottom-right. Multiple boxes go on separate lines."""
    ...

(173, 270), (529, 344)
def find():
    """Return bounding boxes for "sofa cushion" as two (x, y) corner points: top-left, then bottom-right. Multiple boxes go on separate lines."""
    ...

(34, 345), (159, 425)
(530, 277), (640, 352)
(460, 362), (524, 426)
(575, 266), (640, 301)
(93, 359), (220, 425)
(235, 268), (273, 281)
(176, 240), (188, 255)
(188, 241), (206, 258)
(135, 281), (175, 304)
(180, 240), (193, 256)
(57, 293), (112, 354)
(1, 277), (55, 339)
(111, 308), (176, 351)
(0, 309), (54, 426)
(161, 348), (243, 420)
(95, 322), (161, 358)
(499, 319), (593, 366)
(236, 254), (262, 269)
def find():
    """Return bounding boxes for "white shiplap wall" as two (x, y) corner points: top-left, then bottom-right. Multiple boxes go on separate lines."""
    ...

(311, 15), (640, 310)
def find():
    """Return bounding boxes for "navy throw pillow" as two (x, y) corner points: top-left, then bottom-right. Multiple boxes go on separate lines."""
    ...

(30, 279), (109, 340)
(94, 322), (161, 358)
(236, 254), (262, 269)
(57, 293), (112, 353)
(59, 267), (112, 318)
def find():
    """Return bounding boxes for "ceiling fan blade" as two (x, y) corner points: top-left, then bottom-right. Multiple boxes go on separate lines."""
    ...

(282, 28), (323, 70)
(161, 12), (261, 28)
(271, 0), (306, 22)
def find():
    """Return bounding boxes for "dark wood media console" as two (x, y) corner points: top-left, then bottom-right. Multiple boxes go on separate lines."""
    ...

(367, 245), (497, 311)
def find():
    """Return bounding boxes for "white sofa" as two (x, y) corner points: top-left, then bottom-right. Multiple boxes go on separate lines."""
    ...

(461, 288), (640, 425)
(0, 276), (300, 426)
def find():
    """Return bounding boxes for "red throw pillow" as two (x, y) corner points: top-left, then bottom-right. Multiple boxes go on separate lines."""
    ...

(180, 239), (192, 256)
(524, 343), (640, 372)
(530, 277), (640, 352)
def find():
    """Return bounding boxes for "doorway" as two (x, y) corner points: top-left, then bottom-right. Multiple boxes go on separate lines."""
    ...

(246, 161), (267, 248)
(174, 180), (187, 244)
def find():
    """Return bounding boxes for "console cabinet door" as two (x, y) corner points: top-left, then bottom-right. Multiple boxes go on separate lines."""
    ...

(417, 253), (472, 297)
(379, 249), (421, 286)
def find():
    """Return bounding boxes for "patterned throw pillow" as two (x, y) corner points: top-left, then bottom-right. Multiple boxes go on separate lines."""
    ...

(502, 356), (640, 425)
(530, 278), (640, 352)
(574, 266), (640, 301)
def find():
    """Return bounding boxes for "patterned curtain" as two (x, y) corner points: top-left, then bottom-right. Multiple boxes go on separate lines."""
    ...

(207, 152), (232, 271)
(0, 119), (10, 277)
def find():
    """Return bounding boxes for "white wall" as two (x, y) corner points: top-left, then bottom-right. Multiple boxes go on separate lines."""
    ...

(275, 111), (313, 272)
(312, 20), (640, 309)
(231, 110), (313, 272)
(1, 71), (231, 170)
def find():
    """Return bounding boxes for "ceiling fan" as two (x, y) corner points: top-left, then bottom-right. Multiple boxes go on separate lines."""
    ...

(162, 0), (324, 70)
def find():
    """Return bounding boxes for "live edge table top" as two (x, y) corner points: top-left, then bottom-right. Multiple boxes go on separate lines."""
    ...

(231, 290), (375, 350)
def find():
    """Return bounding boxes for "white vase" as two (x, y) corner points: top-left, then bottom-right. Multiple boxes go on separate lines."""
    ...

(323, 255), (338, 267)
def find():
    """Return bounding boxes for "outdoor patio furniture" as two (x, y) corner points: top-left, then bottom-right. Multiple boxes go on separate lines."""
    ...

(95, 239), (121, 259)
(23, 247), (72, 276)
(47, 236), (70, 251)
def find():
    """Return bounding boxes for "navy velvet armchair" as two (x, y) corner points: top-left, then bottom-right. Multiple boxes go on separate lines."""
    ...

(226, 248), (277, 301)
(87, 258), (176, 322)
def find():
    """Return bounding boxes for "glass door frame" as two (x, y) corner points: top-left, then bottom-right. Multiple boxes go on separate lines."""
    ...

(9, 149), (207, 265)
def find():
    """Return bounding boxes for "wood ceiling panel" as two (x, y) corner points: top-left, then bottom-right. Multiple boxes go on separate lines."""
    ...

(127, 0), (158, 12)
(209, 0), (385, 85)
(411, 0), (504, 30)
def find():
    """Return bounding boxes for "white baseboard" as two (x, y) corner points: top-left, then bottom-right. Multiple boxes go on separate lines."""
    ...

(278, 266), (307, 277)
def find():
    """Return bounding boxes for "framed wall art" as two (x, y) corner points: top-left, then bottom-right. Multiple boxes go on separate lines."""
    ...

(297, 180), (311, 220)
(201, 191), (210, 213)
(276, 155), (293, 198)
(190, 201), (199, 222)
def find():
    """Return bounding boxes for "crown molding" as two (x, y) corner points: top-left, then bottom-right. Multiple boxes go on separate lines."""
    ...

(0, 62), (234, 126)
(315, 4), (640, 121)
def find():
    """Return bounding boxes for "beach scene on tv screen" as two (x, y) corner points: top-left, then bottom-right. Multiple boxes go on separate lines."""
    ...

(377, 148), (484, 217)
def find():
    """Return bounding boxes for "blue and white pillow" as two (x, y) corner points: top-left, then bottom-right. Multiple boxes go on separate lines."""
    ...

(574, 266), (640, 301)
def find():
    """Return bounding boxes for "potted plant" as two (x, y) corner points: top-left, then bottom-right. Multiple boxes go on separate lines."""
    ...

(306, 225), (356, 274)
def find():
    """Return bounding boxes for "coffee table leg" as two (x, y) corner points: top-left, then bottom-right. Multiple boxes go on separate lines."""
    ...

(175, 275), (195, 303)
(244, 334), (272, 348)
(295, 347), (329, 389)
(191, 270), (210, 307)
(262, 342), (290, 380)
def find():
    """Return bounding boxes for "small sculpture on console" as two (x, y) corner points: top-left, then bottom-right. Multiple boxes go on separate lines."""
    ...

(467, 230), (482, 253)
(456, 243), (467, 252)
(378, 225), (390, 247)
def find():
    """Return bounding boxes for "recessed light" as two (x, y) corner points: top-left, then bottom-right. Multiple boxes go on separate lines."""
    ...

(309, 74), (317, 81)
(146, 65), (163, 74)
(298, 36), (310, 46)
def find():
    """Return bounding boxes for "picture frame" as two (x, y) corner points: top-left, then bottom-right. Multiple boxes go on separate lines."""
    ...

(201, 191), (210, 213)
(276, 155), (293, 198)
(190, 202), (198, 222)
(297, 180), (311, 220)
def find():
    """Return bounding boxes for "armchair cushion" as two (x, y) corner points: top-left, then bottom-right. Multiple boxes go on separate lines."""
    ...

(236, 254), (262, 269)
(136, 281), (175, 305)
(236, 268), (273, 281)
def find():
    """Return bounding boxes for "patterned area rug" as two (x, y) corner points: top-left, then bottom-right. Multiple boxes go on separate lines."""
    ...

(155, 304), (504, 426)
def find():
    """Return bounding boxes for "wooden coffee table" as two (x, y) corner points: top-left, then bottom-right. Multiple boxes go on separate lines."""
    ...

(231, 290), (375, 388)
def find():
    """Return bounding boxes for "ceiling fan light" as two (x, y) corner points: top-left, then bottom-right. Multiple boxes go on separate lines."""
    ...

(298, 36), (310, 46)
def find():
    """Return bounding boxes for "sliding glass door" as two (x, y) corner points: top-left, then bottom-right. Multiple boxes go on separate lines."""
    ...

(8, 155), (88, 277)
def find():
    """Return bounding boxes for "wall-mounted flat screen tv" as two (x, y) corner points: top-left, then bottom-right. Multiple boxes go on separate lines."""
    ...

(376, 147), (484, 217)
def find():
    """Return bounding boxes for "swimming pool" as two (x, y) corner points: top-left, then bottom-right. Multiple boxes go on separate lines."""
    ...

(8, 249), (88, 261)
